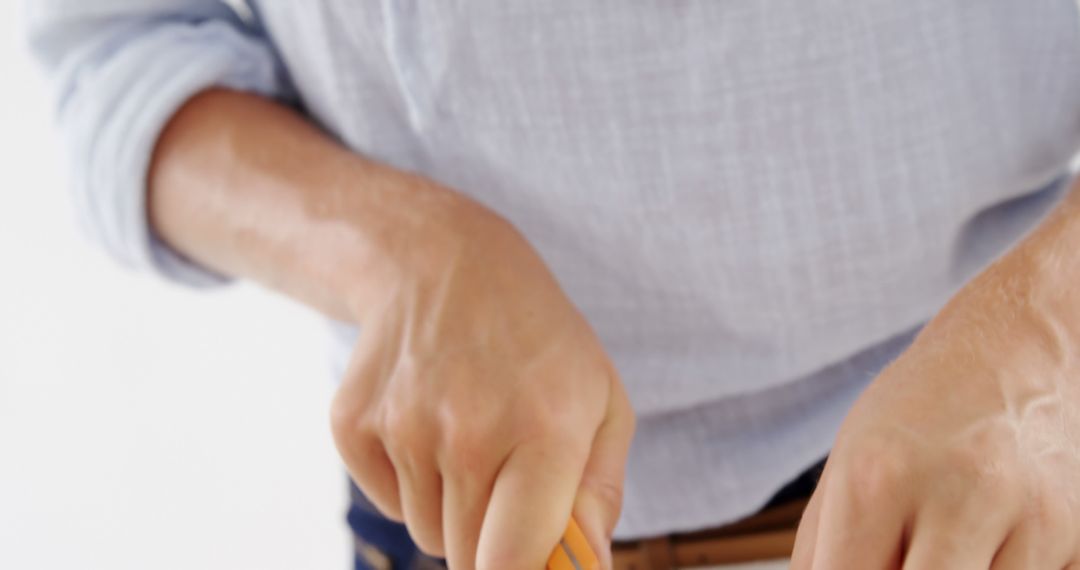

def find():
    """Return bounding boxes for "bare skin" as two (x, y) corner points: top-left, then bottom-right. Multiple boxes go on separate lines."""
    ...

(152, 87), (1080, 569)
(149, 89), (634, 570)
(791, 181), (1080, 569)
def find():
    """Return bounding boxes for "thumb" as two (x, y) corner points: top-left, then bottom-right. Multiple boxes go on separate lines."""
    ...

(572, 378), (636, 569)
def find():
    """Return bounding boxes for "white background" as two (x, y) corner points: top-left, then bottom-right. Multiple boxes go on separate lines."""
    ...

(6, 2), (1080, 570)
(0, 4), (351, 569)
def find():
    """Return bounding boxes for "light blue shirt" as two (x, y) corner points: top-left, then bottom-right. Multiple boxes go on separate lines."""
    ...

(26, 0), (1080, 538)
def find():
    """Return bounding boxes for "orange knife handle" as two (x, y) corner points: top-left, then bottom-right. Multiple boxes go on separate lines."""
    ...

(546, 516), (600, 570)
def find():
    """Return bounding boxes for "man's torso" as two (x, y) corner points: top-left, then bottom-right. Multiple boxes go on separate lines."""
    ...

(253, 0), (1080, 536)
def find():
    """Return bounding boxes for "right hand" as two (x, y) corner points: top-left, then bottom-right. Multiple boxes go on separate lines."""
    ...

(144, 90), (633, 568)
(329, 194), (636, 570)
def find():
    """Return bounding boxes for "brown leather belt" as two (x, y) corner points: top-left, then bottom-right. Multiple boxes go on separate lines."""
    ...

(355, 497), (806, 570)
(611, 498), (807, 570)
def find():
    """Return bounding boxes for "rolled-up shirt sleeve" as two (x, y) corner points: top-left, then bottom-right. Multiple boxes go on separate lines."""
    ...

(25, 0), (292, 286)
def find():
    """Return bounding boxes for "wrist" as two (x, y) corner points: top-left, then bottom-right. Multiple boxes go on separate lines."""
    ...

(908, 223), (1080, 389)
(329, 169), (519, 323)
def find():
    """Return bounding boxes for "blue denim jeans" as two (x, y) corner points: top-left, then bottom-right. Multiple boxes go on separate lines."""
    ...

(348, 481), (446, 570)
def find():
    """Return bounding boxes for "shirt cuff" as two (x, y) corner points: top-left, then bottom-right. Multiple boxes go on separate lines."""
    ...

(57, 17), (291, 287)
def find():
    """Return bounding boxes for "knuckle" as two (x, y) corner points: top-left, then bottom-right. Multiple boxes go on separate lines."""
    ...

(525, 414), (586, 461)
(516, 396), (577, 442)
(441, 419), (489, 470)
(950, 447), (1023, 502)
(379, 400), (421, 451)
(524, 410), (568, 443)
(329, 393), (365, 445)
(971, 461), (1020, 498)
(840, 438), (911, 507)
(947, 422), (1023, 481)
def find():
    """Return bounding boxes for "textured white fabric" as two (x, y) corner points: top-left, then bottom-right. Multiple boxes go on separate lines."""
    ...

(25, 0), (290, 286)
(28, 0), (1080, 538)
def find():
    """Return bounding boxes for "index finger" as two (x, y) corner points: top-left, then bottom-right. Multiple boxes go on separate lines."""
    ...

(476, 436), (591, 570)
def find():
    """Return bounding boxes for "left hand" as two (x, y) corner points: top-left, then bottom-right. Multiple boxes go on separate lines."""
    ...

(791, 271), (1080, 569)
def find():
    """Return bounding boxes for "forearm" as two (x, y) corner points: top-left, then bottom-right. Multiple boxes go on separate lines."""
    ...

(148, 89), (493, 322)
